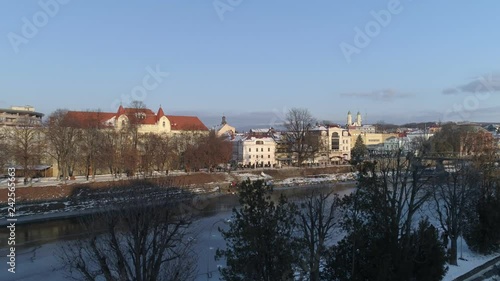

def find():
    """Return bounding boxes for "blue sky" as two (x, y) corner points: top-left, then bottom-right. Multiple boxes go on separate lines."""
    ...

(1, 0), (500, 128)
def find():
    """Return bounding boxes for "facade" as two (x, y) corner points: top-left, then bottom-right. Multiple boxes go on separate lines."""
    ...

(309, 125), (351, 165)
(349, 131), (399, 150)
(383, 136), (411, 152)
(232, 135), (277, 168)
(273, 132), (293, 167)
(0, 105), (44, 127)
(212, 115), (236, 137)
(328, 126), (352, 163)
(66, 105), (208, 135)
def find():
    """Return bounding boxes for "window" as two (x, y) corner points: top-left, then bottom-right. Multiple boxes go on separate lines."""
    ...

(331, 132), (340, 150)
(268, 148), (270, 152)
(261, 148), (263, 152)
(249, 148), (251, 152)
(162, 121), (166, 127)
(256, 140), (264, 145)
(268, 155), (271, 158)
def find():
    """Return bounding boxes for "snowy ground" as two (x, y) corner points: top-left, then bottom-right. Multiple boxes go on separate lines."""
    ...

(234, 172), (358, 186)
(442, 237), (500, 280)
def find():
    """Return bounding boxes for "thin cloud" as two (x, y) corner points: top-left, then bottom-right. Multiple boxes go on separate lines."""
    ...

(340, 88), (413, 101)
(442, 73), (500, 94)
(442, 88), (459, 95)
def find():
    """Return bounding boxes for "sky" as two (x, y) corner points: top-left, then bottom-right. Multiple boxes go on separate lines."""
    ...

(1, 0), (500, 129)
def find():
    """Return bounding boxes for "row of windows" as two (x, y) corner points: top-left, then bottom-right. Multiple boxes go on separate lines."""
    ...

(249, 148), (271, 152)
(248, 155), (272, 159)
(121, 120), (168, 128)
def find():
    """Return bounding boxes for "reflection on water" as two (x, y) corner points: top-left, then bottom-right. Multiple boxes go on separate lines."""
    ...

(0, 183), (354, 250)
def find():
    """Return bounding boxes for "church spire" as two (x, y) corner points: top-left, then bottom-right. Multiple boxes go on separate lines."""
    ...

(156, 105), (165, 122)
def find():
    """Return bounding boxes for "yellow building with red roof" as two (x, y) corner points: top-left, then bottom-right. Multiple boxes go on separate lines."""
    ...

(66, 105), (208, 134)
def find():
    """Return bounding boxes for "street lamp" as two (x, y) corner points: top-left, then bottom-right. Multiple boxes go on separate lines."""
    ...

(207, 218), (231, 279)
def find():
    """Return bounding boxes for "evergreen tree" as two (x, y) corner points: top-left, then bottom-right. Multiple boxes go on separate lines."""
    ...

(411, 218), (448, 281)
(324, 154), (447, 281)
(216, 179), (299, 281)
(463, 179), (500, 254)
(350, 135), (367, 165)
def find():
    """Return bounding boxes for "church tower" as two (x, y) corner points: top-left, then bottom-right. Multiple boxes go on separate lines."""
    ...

(356, 111), (362, 126)
(347, 111), (352, 126)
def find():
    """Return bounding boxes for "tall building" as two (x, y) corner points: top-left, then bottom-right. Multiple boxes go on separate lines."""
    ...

(0, 105), (44, 127)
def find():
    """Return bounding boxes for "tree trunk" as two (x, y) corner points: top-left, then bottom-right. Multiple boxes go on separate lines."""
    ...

(449, 237), (458, 265)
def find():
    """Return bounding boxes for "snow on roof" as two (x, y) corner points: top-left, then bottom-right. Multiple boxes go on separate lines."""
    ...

(250, 128), (271, 133)
(310, 125), (327, 131)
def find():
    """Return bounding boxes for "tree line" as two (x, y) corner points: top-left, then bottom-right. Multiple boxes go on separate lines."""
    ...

(0, 104), (232, 181)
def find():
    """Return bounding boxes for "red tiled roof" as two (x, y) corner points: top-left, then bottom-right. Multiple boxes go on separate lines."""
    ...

(66, 111), (116, 128)
(121, 108), (157, 125)
(157, 107), (165, 121)
(117, 105), (125, 115)
(166, 115), (208, 131)
(65, 108), (208, 131)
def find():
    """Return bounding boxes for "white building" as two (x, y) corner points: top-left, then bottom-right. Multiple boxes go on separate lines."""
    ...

(383, 136), (410, 152)
(232, 135), (277, 168)
(328, 126), (352, 163)
(309, 125), (351, 165)
(406, 129), (434, 142)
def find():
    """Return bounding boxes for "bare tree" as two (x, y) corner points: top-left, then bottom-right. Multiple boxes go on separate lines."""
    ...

(45, 109), (81, 181)
(8, 115), (46, 181)
(183, 131), (232, 172)
(126, 100), (147, 149)
(432, 160), (479, 265)
(78, 110), (108, 180)
(297, 191), (339, 281)
(139, 133), (160, 177)
(153, 133), (174, 174)
(0, 127), (11, 172)
(99, 129), (120, 176)
(284, 108), (318, 166)
(58, 186), (197, 281)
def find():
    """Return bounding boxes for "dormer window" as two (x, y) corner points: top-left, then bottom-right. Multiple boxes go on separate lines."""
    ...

(135, 112), (146, 119)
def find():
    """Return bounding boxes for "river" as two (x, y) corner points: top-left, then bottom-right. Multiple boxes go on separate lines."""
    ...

(0, 182), (355, 281)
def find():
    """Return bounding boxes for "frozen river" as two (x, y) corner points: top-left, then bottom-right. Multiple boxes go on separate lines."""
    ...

(0, 183), (355, 281)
